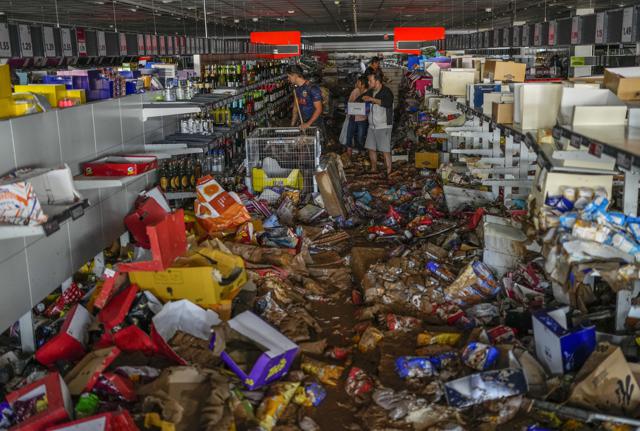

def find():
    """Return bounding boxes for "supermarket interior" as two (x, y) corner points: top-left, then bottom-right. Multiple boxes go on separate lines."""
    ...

(7, 0), (640, 430)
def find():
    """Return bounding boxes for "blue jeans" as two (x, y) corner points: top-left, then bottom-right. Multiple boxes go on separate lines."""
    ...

(346, 118), (367, 149)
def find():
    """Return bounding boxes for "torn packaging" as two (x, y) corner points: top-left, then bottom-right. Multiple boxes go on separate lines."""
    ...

(569, 343), (640, 417)
(444, 368), (528, 408)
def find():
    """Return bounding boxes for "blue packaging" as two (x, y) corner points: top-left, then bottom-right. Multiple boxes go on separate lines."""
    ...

(461, 342), (499, 370)
(304, 382), (326, 406)
(628, 219), (640, 243)
(395, 353), (458, 379)
(559, 212), (578, 229)
(545, 195), (573, 212)
(472, 84), (501, 110)
(597, 210), (627, 228)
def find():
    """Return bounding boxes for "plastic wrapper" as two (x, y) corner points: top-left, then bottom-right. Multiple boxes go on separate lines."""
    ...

(0, 179), (47, 226)
(395, 353), (458, 379)
(259, 226), (300, 249)
(235, 222), (257, 244)
(301, 357), (344, 386)
(367, 225), (397, 237)
(444, 260), (500, 308)
(435, 303), (476, 329)
(358, 326), (384, 353)
(195, 176), (251, 234)
(426, 261), (455, 283)
(293, 382), (327, 407)
(444, 368), (528, 408)
(326, 346), (351, 361)
(545, 195), (574, 213)
(384, 206), (402, 226)
(43, 282), (84, 318)
(485, 325), (517, 344)
(417, 331), (462, 347)
(74, 393), (100, 419)
(386, 313), (421, 332)
(255, 381), (300, 431)
(12, 393), (47, 424)
(461, 342), (499, 370)
(344, 367), (374, 403)
(572, 220), (612, 243)
(0, 402), (12, 428)
(466, 303), (499, 324)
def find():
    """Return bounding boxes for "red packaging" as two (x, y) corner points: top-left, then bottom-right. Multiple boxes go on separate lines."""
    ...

(118, 209), (187, 272)
(83, 156), (157, 177)
(123, 197), (169, 250)
(486, 325), (517, 344)
(35, 304), (93, 367)
(367, 226), (396, 236)
(45, 411), (138, 431)
(6, 373), (72, 431)
(64, 347), (121, 396)
(351, 289), (363, 305)
(93, 270), (128, 310)
(93, 373), (136, 402)
(386, 313), (421, 332)
(43, 283), (83, 318)
(344, 367), (373, 403)
(326, 347), (351, 361)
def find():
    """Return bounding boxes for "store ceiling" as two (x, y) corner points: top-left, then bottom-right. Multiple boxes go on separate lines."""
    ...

(0, 0), (639, 39)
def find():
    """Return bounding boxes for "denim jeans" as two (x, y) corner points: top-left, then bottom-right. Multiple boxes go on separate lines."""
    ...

(346, 118), (368, 149)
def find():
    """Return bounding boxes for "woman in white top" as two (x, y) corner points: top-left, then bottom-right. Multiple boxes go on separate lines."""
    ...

(345, 76), (369, 158)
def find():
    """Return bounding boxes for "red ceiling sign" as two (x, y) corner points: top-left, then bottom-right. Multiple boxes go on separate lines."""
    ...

(250, 31), (301, 59)
(394, 27), (446, 54)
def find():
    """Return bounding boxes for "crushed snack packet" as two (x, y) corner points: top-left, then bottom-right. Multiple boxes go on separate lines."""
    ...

(461, 342), (499, 371)
(344, 367), (374, 403)
(301, 357), (345, 386)
(416, 331), (462, 346)
(293, 382), (327, 407)
(256, 381), (300, 431)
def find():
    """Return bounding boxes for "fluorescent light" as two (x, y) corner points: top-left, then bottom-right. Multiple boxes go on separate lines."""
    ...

(252, 17), (259, 22)
(334, 0), (340, 4)
(234, 18), (240, 23)
(129, 8), (137, 12)
(288, 10), (295, 14)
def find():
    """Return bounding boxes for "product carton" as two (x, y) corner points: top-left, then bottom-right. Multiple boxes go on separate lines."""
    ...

(35, 304), (93, 367)
(220, 311), (299, 389)
(604, 67), (640, 101)
(45, 411), (138, 431)
(64, 347), (121, 396)
(514, 83), (563, 129)
(415, 152), (439, 169)
(444, 368), (527, 408)
(82, 156), (157, 177)
(483, 60), (526, 82)
(440, 70), (476, 96)
(492, 102), (514, 124)
(558, 87), (624, 125)
(532, 307), (596, 375)
(6, 373), (73, 430)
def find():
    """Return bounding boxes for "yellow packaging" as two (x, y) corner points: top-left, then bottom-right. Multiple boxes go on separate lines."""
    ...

(129, 248), (247, 312)
(415, 152), (439, 169)
(416, 332), (462, 346)
(251, 168), (303, 192)
(14, 84), (67, 107)
(256, 382), (300, 431)
(0, 64), (11, 99)
(66, 89), (86, 104)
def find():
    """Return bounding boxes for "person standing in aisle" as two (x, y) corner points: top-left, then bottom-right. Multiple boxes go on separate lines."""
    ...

(362, 70), (394, 175)
(365, 57), (384, 80)
(345, 76), (369, 158)
(287, 65), (323, 133)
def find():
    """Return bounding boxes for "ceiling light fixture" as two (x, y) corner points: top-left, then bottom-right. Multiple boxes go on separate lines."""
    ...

(288, 10), (295, 14)
(234, 18), (240, 23)
(252, 17), (258, 21)
(94, 1), (104, 4)
(129, 7), (137, 12)
(334, 0), (340, 4)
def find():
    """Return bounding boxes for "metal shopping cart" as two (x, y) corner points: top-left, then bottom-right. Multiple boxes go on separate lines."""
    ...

(245, 127), (321, 195)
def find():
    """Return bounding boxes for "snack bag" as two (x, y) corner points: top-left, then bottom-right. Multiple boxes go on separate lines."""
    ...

(195, 176), (251, 234)
(256, 381), (300, 431)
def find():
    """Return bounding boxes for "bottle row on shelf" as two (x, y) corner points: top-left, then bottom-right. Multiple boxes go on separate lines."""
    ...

(197, 60), (286, 92)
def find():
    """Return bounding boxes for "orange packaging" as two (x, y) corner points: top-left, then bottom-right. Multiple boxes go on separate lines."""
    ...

(195, 175), (251, 234)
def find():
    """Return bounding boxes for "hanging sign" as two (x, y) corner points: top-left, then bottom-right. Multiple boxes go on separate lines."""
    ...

(167, 35), (173, 55)
(76, 27), (87, 56)
(0, 22), (11, 57)
(159, 35), (166, 55)
(548, 21), (556, 46)
(61, 28), (73, 56)
(18, 24), (33, 57)
(137, 34), (145, 54)
(534, 23), (541, 46)
(571, 16), (581, 44)
(119, 33), (127, 55)
(96, 31), (107, 56)
(622, 7), (635, 43)
(151, 34), (158, 55)
(595, 12), (605, 44)
(43, 27), (56, 57)
(145, 34), (152, 54)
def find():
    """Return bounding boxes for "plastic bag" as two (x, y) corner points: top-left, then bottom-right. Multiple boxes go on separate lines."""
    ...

(195, 176), (251, 234)
(339, 117), (349, 146)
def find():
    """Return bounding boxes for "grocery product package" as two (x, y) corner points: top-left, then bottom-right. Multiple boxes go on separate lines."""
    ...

(195, 175), (251, 234)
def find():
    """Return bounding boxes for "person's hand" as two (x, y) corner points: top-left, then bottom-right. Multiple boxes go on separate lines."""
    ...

(299, 123), (310, 131)
(362, 96), (373, 102)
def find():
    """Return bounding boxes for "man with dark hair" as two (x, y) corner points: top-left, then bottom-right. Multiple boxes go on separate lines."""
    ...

(362, 70), (393, 175)
(287, 64), (323, 131)
(364, 56), (381, 77)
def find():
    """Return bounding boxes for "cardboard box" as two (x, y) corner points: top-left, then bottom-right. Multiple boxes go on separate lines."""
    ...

(483, 60), (526, 82)
(492, 102), (514, 124)
(531, 167), (614, 210)
(532, 307), (596, 375)
(220, 311), (299, 389)
(35, 304), (94, 367)
(514, 83), (563, 129)
(440, 70), (476, 96)
(415, 151), (439, 169)
(469, 83), (501, 109)
(64, 347), (121, 396)
(604, 67), (640, 101)
(558, 87), (624, 125)
(315, 169), (347, 218)
(45, 411), (137, 431)
(347, 102), (366, 116)
(129, 248), (247, 310)
(83, 156), (158, 177)
(6, 372), (73, 430)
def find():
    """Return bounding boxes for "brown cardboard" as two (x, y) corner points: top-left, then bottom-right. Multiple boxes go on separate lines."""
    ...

(64, 347), (121, 396)
(314, 170), (347, 218)
(604, 68), (640, 101)
(484, 60), (526, 82)
(492, 102), (514, 124)
(569, 343), (640, 417)
(415, 151), (440, 169)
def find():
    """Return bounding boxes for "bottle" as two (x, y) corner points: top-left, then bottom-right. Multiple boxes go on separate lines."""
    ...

(180, 158), (189, 191)
(194, 155), (202, 180)
(159, 162), (169, 192)
(188, 158), (196, 190)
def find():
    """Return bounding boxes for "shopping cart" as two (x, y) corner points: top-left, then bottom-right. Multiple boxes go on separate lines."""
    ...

(245, 127), (321, 195)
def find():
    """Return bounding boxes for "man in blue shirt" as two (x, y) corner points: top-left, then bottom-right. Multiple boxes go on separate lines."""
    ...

(287, 65), (323, 131)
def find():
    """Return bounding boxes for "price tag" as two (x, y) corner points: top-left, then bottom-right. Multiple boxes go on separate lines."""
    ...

(119, 33), (127, 55)
(622, 7), (634, 43)
(588, 142), (603, 158)
(595, 12), (605, 44)
(137, 34), (145, 54)
(61, 28), (73, 56)
(617, 152), (632, 170)
(159, 35), (165, 55)
(571, 16), (581, 44)
(570, 134), (582, 149)
(0, 23), (11, 57)
(43, 27), (56, 57)
(548, 21), (556, 46)
(103, 267), (116, 279)
(76, 27), (87, 56)
(96, 30), (106, 56)
(18, 24), (33, 57)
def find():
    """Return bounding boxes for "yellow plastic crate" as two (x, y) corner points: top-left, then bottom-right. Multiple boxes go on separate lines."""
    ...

(252, 167), (303, 192)
(129, 248), (247, 312)
(14, 84), (67, 107)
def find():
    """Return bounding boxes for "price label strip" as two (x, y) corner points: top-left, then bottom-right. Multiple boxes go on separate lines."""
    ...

(616, 152), (633, 171)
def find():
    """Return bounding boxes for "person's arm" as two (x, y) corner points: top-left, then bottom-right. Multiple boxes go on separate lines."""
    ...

(348, 88), (359, 103)
(291, 99), (299, 126)
(301, 101), (322, 130)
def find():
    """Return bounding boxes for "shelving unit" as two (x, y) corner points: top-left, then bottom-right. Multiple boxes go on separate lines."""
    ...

(0, 199), (89, 241)
(73, 170), (157, 190)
